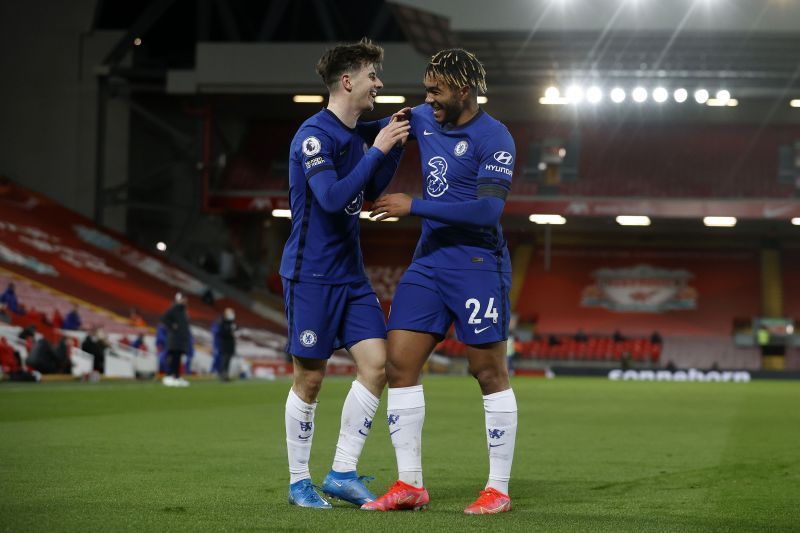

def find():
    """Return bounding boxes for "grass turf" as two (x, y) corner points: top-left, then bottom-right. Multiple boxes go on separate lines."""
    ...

(0, 376), (798, 532)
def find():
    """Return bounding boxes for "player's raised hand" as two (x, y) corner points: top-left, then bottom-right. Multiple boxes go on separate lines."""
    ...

(390, 106), (412, 124)
(370, 193), (413, 221)
(373, 117), (410, 154)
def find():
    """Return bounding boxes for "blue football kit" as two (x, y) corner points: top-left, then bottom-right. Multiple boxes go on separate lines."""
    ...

(386, 104), (515, 345)
(280, 108), (402, 358)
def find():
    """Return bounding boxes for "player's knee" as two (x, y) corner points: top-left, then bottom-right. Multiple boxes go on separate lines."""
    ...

(385, 359), (414, 388)
(295, 371), (324, 401)
(358, 364), (386, 393)
(469, 364), (501, 388)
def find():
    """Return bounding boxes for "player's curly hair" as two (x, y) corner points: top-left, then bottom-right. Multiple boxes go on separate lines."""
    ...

(425, 48), (487, 94)
(316, 37), (384, 90)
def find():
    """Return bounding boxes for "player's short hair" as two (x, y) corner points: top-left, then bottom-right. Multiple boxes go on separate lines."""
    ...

(425, 48), (487, 94)
(315, 37), (384, 90)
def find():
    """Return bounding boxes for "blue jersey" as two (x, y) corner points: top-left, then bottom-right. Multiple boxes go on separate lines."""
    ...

(280, 109), (398, 284)
(409, 104), (515, 273)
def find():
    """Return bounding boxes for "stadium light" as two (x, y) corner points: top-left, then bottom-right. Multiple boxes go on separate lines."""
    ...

(792, 217), (800, 225)
(529, 214), (566, 224)
(715, 89), (731, 103)
(566, 85), (584, 103)
(156, 241), (167, 252)
(707, 98), (738, 107)
(703, 216), (736, 227)
(374, 95), (405, 104)
(616, 215), (651, 226)
(652, 87), (668, 103)
(610, 87), (626, 103)
(272, 209), (292, 218)
(293, 95), (324, 103)
(477, 96), (488, 104)
(791, 99), (800, 108)
(586, 86), (602, 104)
(694, 89), (709, 104)
(540, 86), (568, 105)
(674, 88), (688, 103)
(632, 87), (648, 103)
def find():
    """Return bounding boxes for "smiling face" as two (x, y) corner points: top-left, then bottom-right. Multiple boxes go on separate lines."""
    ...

(347, 62), (383, 113)
(424, 74), (465, 125)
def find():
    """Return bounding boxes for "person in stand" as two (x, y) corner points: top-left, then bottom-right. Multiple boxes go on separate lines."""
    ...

(213, 308), (237, 381)
(0, 282), (21, 314)
(62, 306), (82, 331)
(159, 293), (191, 387)
(81, 327), (108, 374)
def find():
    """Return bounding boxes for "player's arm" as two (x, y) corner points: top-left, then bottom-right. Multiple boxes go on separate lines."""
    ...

(371, 192), (506, 227)
(365, 144), (405, 201)
(362, 107), (411, 200)
(413, 191), (507, 227)
(305, 121), (409, 213)
(371, 128), (515, 226)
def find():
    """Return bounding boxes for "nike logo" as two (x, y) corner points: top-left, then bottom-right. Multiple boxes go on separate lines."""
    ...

(489, 443), (505, 448)
(358, 430), (369, 436)
(330, 480), (343, 487)
(423, 130), (434, 136)
(298, 435), (311, 440)
(474, 326), (491, 334)
(389, 429), (401, 436)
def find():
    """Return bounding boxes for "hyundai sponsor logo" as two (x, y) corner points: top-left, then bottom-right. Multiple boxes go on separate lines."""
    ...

(484, 164), (513, 176)
(493, 151), (513, 165)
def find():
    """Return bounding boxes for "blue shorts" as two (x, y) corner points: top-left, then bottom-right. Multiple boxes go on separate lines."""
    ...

(282, 277), (386, 359)
(387, 264), (511, 345)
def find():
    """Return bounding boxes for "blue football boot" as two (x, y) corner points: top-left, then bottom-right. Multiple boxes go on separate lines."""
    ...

(288, 479), (332, 509)
(321, 470), (376, 506)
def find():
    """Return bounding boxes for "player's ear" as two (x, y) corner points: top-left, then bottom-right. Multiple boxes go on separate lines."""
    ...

(341, 73), (352, 93)
(459, 85), (471, 103)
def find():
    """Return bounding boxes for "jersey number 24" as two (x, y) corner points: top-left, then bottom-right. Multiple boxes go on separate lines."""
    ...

(466, 298), (498, 324)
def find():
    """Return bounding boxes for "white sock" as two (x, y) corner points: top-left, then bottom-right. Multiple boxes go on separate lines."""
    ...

(387, 385), (425, 487)
(331, 380), (381, 472)
(286, 388), (317, 484)
(484, 388), (517, 495)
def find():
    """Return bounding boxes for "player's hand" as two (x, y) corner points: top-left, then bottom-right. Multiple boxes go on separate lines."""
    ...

(389, 106), (412, 124)
(373, 116), (410, 154)
(370, 193), (413, 221)
(389, 107), (412, 147)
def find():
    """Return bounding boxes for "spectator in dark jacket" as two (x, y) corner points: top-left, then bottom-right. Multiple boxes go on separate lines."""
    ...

(81, 328), (107, 374)
(62, 306), (82, 331)
(160, 293), (191, 387)
(27, 338), (70, 374)
(0, 283), (20, 314)
(213, 308), (237, 381)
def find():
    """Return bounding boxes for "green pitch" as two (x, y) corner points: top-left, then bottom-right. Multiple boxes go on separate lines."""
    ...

(1, 376), (798, 532)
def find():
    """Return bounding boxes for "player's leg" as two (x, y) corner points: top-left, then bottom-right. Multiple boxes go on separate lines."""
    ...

(450, 269), (516, 514)
(363, 267), (447, 511)
(322, 281), (387, 505)
(361, 329), (435, 511)
(282, 278), (343, 508)
(286, 355), (332, 508)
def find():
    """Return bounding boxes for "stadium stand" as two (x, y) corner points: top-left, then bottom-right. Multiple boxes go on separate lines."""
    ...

(0, 181), (298, 378)
(218, 122), (800, 199)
